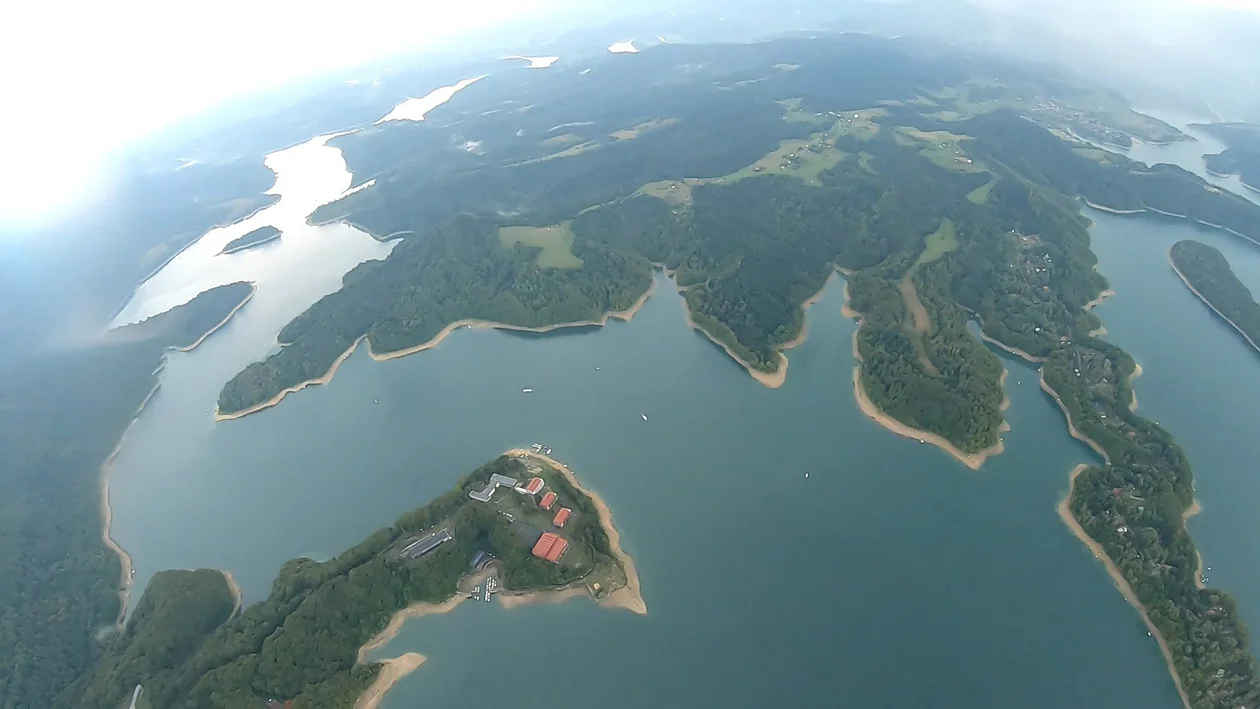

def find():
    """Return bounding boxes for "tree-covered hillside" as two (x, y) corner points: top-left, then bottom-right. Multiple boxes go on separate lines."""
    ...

(0, 283), (253, 709)
(1170, 240), (1260, 354)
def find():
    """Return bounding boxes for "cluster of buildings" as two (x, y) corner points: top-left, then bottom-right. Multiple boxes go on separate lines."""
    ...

(467, 459), (576, 564)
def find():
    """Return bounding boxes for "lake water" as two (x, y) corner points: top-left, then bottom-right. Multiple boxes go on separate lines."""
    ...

(101, 105), (1260, 707)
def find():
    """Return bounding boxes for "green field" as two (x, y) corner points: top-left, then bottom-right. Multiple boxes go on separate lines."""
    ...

(835, 109), (886, 141)
(966, 179), (996, 204)
(896, 127), (988, 173)
(499, 223), (583, 268)
(910, 218), (960, 273)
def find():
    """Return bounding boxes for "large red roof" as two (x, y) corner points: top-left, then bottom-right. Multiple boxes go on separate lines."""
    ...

(523, 477), (544, 495)
(530, 532), (568, 563)
(539, 491), (558, 510)
(553, 507), (572, 528)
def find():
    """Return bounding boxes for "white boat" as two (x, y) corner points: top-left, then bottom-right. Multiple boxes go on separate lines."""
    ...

(522, 388), (533, 393)
(641, 413), (649, 422)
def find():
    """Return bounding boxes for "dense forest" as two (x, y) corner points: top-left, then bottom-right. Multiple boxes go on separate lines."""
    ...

(62, 455), (623, 708)
(1194, 122), (1260, 189)
(220, 225), (281, 255)
(0, 283), (253, 709)
(1045, 340), (1260, 709)
(1170, 240), (1260, 354)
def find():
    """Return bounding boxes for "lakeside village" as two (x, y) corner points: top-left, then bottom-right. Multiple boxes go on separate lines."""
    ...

(396, 444), (596, 604)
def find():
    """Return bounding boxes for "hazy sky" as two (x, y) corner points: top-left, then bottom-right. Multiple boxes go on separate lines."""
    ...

(1, 0), (579, 222)
(2, 0), (1257, 223)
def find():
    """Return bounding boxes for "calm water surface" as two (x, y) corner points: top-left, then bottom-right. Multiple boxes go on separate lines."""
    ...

(104, 107), (1260, 709)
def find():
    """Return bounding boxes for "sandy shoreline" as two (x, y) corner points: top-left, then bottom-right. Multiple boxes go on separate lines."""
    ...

(1170, 255), (1260, 356)
(1058, 464), (1192, 709)
(507, 448), (648, 614)
(1040, 372), (1110, 464)
(977, 330), (1042, 362)
(1082, 198), (1145, 215)
(1129, 362), (1143, 412)
(679, 273), (834, 389)
(100, 379), (164, 626)
(217, 282), (657, 421)
(1085, 289), (1115, 311)
(174, 284), (257, 353)
(845, 287), (1009, 470)
(222, 570), (243, 616)
(355, 652), (426, 709)
(351, 449), (645, 708)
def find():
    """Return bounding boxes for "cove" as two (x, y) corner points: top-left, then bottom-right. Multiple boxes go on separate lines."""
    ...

(108, 267), (1184, 707)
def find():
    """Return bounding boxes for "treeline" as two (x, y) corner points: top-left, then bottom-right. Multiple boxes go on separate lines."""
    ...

(1170, 240), (1260, 354)
(217, 217), (653, 415)
(1044, 339), (1260, 708)
(220, 226), (281, 255)
(0, 283), (254, 709)
(63, 455), (618, 708)
(1194, 122), (1260, 188)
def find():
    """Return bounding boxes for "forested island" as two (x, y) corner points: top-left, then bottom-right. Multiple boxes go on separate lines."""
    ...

(0, 282), (254, 709)
(1170, 240), (1260, 355)
(219, 225), (281, 255)
(1194, 122), (1260, 191)
(60, 451), (642, 709)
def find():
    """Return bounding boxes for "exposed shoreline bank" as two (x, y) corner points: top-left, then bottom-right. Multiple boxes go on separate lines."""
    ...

(1057, 464), (1192, 709)
(679, 273), (834, 389)
(507, 448), (647, 614)
(354, 652), (426, 709)
(352, 449), (644, 709)
(844, 284), (1010, 470)
(1169, 255), (1260, 356)
(222, 570), (243, 616)
(100, 379), (164, 627)
(173, 284), (257, 353)
(216, 280), (657, 421)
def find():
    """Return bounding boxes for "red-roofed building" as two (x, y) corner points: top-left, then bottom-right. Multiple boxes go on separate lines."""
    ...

(539, 491), (558, 510)
(517, 477), (544, 495)
(553, 507), (572, 528)
(530, 532), (569, 563)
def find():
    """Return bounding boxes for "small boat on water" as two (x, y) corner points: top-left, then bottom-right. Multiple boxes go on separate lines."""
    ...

(522, 388), (533, 393)
(641, 413), (649, 422)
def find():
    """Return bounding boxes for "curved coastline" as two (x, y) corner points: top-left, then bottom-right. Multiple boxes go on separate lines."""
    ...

(100, 380), (163, 626)
(351, 449), (644, 709)
(173, 284), (257, 353)
(216, 281), (657, 421)
(1057, 463), (1193, 709)
(1169, 255), (1260, 356)
(355, 652), (426, 709)
(678, 273), (834, 389)
(844, 283), (1010, 470)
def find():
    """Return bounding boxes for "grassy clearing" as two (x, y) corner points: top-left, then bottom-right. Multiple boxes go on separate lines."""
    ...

(499, 222), (583, 268)
(638, 134), (848, 204)
(966, 179), (996, 204)
(910, 218), (959, 273)
(896, 127), (987, 173)
(834, 109), (886, 141)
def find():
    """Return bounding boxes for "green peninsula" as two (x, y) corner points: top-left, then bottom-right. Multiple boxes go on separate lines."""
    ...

(0, 282), (254, 709)
(220, 225), (281, 255)
(1194, 122), (1260, 191)
(1170, 240), (1260, 355)
(62, 451), (643, 709)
